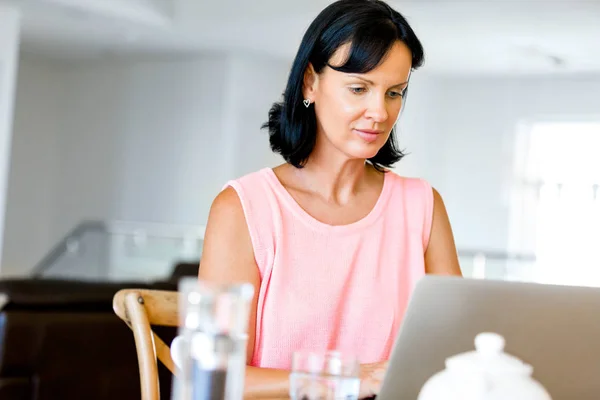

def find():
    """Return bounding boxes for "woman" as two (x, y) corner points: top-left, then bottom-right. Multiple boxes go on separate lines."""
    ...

(199, 0), (462, 397)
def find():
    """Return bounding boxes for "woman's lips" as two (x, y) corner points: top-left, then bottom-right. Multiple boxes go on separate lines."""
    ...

(354, 129), (383, 143)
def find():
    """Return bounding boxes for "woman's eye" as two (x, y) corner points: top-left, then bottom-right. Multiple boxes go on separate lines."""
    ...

(349, 87), (366, 94)
(388, 89), (405, 98)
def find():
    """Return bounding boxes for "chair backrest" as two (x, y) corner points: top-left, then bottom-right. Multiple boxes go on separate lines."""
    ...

(113, 289), (179, 400)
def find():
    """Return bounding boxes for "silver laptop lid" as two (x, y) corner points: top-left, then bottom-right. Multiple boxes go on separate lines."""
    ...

(378, 276), (600, 400)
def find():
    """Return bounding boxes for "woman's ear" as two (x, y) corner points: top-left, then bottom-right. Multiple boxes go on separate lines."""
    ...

(302, 63), (319, 101)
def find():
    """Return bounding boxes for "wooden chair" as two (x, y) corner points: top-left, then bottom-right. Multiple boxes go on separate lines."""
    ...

(113, 289), (179, 400)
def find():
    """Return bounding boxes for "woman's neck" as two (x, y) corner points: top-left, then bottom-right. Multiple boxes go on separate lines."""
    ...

(291, 154), (375, 206)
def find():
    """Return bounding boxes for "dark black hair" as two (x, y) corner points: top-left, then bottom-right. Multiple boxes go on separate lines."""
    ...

(263, 0), (424, 171)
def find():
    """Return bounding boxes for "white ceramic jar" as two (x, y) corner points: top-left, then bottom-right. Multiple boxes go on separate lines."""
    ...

(418, 332), (552, 400)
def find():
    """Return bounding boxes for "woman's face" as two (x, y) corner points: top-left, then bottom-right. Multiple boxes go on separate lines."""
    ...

(304, 40), (413, 161)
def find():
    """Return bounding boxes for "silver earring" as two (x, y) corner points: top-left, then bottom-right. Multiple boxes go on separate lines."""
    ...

(303, 99), (311, 108)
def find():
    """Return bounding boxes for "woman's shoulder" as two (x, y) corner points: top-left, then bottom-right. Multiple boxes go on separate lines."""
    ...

(211, 167), (277, 273)
(210, 168), (272, 212)
(217, 167), (283, 218)
(208, 167), (275, 239)
(226, 167), (273, 188)
(383, 170), (436, 248)
(384, 169), (433, 194)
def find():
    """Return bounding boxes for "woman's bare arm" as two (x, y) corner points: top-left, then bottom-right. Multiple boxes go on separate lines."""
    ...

(425, 188), (463, 276)
(199, 187), (290, 398)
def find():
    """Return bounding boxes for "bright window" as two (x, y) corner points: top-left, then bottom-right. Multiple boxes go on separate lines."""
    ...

(512, 121), (600, 286)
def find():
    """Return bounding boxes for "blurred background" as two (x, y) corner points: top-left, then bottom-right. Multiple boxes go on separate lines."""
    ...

(0, 0), (599, 285)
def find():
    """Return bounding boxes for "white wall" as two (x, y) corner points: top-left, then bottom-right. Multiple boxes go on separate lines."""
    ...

(399, 73), (600, 253)
(0, 5), (21, 276)
(3, 52), (290, 275)
(3, 58), (63, 276)
(227, 54), (288, 177)
(393, 73), (447, 183)
(54, 55), (231, 234)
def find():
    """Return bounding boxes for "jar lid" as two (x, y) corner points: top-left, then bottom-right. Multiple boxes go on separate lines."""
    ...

(445, 333), (532, 376)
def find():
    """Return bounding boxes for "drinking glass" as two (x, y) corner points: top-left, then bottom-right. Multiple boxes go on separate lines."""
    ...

(289, 351), (360, 400)
(171, 277), (254, 400)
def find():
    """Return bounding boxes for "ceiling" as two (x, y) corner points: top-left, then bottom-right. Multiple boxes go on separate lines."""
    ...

(4, 0), (600, 75)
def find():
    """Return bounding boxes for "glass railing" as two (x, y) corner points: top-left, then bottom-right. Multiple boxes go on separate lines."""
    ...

(31, 220), (205, 282)
(32, 219), (538, 284)
(458, 250), (537, 282)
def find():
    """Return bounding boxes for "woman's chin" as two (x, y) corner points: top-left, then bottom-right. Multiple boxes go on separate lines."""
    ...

(345, 142), (384, 160)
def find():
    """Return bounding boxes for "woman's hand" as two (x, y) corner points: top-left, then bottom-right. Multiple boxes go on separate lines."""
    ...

(359, 361), (388, 398)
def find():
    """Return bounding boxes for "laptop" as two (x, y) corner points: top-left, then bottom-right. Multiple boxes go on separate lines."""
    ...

(378, 275), (600, 400)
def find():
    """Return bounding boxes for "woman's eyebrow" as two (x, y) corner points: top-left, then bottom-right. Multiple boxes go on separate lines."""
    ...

(347, 74), (408, 88)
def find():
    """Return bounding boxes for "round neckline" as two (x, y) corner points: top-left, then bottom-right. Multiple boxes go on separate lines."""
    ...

(262, 167), (393, 234)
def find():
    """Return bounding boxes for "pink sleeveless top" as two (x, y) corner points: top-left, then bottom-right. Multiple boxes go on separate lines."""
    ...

(225, 168), (433, 369)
